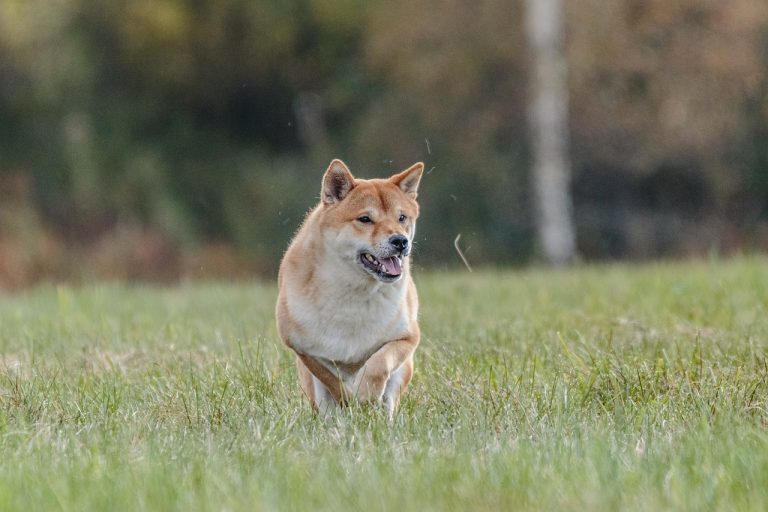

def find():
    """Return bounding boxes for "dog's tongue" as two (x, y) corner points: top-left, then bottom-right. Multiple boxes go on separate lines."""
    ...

(380, 256), (402, 276)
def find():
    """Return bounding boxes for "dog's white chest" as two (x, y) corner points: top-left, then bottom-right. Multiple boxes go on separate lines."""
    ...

(286, 279), (409, 364)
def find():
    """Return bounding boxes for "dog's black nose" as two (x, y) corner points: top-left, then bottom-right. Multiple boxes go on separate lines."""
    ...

(389, 235), (409, 252)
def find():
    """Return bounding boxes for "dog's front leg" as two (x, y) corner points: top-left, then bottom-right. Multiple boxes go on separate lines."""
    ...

(381, 355), (414, 417)
(295, 352), (349, 405)
(349, 337), (417, 410)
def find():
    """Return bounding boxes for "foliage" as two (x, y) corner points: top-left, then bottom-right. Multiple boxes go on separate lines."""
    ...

(0, 258), (767, 509)
(0, 1), (767, 283)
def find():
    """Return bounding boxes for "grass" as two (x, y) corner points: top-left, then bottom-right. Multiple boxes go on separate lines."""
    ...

(0, 256), (767, 511)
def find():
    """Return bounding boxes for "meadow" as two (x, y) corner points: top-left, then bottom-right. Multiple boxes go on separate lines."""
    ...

(0, 257), (766, 511)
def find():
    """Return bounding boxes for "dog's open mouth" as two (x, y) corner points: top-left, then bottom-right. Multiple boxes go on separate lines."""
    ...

(359, 252), (402, 281)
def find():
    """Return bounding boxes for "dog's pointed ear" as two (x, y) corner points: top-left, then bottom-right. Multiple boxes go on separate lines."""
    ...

(389, 162), (424, 199)
(322, 159), (355, 205)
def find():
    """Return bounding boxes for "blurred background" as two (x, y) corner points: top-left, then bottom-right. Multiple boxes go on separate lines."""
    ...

(0, 0), (767, 288)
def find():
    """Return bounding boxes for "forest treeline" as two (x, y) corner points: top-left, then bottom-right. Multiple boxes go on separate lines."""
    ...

(0, 0), (767, 286)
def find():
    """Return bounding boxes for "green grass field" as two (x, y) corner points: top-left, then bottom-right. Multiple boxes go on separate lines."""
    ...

(0, 257), (767, 511)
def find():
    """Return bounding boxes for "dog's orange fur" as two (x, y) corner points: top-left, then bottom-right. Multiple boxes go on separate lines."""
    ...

(276, 159), (423, 417)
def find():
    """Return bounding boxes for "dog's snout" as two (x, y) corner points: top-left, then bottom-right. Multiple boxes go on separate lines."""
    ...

(389, 235), (409, 252)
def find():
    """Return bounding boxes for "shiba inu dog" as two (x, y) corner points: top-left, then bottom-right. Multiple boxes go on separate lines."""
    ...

(276, 159), (424, 418)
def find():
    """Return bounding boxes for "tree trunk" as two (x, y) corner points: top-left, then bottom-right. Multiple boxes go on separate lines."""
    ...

(524, 0), (576, 266)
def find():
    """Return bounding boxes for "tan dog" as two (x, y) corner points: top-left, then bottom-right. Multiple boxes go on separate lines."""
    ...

(276, 159), (423, 418)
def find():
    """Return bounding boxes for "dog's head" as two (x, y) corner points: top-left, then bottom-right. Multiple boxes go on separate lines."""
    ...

(319, 159), (423, 283)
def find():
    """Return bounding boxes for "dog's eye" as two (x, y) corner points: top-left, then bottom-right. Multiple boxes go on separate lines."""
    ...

(357, 215), (372, 224)
(398, 214), (407, 223)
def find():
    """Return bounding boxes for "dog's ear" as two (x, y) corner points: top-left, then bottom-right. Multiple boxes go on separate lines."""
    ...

(389, 162), (424, 199)
(322, 159), (355, 205)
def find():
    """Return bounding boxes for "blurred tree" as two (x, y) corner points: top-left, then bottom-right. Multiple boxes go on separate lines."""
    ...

(0, 0), (767, 285)
(524, 0), (575, 265)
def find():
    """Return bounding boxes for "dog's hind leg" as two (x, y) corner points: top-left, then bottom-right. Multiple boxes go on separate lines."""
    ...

(296, 352), (347, 404)
(297, 356), (339, 416)
(311, 376), (338, 416)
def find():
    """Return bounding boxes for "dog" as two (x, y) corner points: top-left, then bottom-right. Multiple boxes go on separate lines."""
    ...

(276, 159), (424, 418)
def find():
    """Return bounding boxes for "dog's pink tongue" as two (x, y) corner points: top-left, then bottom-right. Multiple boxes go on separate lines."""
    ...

(380, 257), (402, 276)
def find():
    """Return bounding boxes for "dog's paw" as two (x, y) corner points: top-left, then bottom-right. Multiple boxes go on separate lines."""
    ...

(348, 367), (388, 403)
(381, 393), (396, 421)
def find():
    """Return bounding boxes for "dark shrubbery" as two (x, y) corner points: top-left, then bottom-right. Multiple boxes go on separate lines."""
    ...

(0, 0), (766, 285)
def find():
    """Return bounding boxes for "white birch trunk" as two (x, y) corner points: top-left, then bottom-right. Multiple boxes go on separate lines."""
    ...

(524, 0), (576, 265)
